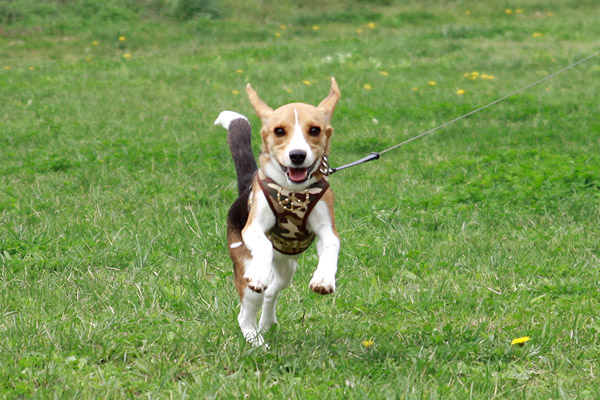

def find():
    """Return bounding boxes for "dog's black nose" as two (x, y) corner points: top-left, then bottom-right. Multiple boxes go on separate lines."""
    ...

(289, 150), (306, 165)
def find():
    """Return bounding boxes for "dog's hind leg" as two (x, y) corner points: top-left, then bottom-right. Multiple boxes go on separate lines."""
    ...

(229, 219), (267, 345)
(238, 287), (265, 346)
(259, 256), (297, 332)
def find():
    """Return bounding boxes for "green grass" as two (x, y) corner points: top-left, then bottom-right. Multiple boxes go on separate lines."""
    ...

(1, 0), (600, 398)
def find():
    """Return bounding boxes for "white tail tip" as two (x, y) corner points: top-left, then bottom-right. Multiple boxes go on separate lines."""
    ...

(214, 111), (249, 130)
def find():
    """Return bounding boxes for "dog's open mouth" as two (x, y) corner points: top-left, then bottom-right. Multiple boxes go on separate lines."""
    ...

(279, 160), (319, 183)
(286, 167), (309, 183)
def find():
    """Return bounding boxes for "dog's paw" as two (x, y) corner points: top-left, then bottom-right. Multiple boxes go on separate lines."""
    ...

(244, 269), (271, 293)
(242, 330), (267, 347)
(309, 274), (336, 295)
(245, 277), (268, 293)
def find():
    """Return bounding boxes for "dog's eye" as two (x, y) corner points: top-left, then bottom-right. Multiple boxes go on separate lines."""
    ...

(274, 127), (286, 137)
(309, 126), (321, 136)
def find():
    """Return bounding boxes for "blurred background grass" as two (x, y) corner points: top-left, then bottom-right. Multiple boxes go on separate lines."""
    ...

(0, 0), (395, 31)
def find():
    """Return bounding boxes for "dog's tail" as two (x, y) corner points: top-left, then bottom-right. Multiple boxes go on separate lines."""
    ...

(214, 111), (258, 195)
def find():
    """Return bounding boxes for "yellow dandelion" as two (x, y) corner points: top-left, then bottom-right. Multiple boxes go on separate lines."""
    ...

(367, 22), (376, 29)
(505, 8), (513, 14)
(428, 81), (437, 86)
(285, 88), (293, 93)
(274, 32), (281, 37)
(4, 66), (12, 70)
(363, 84), (372, 90)
(532, 32), (543, 37)
(457, 89), (465, 95)
(302, 80), (311, 85)
(85, 57), (91, 62)
(511, 336), (531, 346)
(357, 28), (363, 34)
(481, 74), (495, 80)
(236, 69), (244, 74)
(516, 8), (524, 14)
(380, 71), (389, 76)
(312, 25), (320, 31)
(362, 340), (374, 348)
(123, 53), (131, 59)
(412, 87), (419, 92)
(232, 90), (239, 95)
(29, 66), (35, 70)
(465, 10), (472, 15)
(280, 24), (286, 30)
(92, 41), (99, 45)
(118, 36), (126, 41)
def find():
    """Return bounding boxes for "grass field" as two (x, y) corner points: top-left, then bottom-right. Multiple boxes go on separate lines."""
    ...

(1, 0), (600, 398)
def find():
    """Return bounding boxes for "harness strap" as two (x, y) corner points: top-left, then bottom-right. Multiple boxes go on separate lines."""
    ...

(257, 170), (329, 255)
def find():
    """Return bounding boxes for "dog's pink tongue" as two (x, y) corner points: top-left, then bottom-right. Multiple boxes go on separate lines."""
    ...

(288, 168), (308, 182)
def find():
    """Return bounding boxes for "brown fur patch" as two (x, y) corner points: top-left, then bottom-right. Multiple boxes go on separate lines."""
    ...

(227, 227), (251, 299)
(226, 181), (261, 299)
(320, 188), (339, 239)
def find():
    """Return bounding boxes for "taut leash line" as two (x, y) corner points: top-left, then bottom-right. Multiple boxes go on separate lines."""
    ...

(329, 51), (600, 175)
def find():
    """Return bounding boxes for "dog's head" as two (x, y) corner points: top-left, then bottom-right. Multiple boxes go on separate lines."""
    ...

(246, 78), (340, 188)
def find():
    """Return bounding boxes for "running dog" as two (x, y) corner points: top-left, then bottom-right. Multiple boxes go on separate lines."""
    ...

(214, 78), (341, 345)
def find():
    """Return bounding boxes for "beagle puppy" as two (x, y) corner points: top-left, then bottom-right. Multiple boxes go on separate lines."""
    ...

(214, 78), (341, 345)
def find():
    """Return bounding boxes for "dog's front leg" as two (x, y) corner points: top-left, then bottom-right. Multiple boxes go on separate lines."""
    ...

(242, 189), (276, 293)
(307, 191), (339, 295)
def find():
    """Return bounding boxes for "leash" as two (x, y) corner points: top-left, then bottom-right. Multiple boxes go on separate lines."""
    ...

(328, 51), (600, 175)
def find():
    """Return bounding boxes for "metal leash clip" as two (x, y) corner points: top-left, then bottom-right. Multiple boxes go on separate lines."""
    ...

(319, 156), (332, 176)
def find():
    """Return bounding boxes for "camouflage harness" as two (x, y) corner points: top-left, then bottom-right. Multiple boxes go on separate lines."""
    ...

(255, 169), (329, 255)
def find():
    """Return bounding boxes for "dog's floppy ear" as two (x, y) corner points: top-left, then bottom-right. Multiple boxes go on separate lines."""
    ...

(246, 84), (273, 124)
(318, 77), (341, 122)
